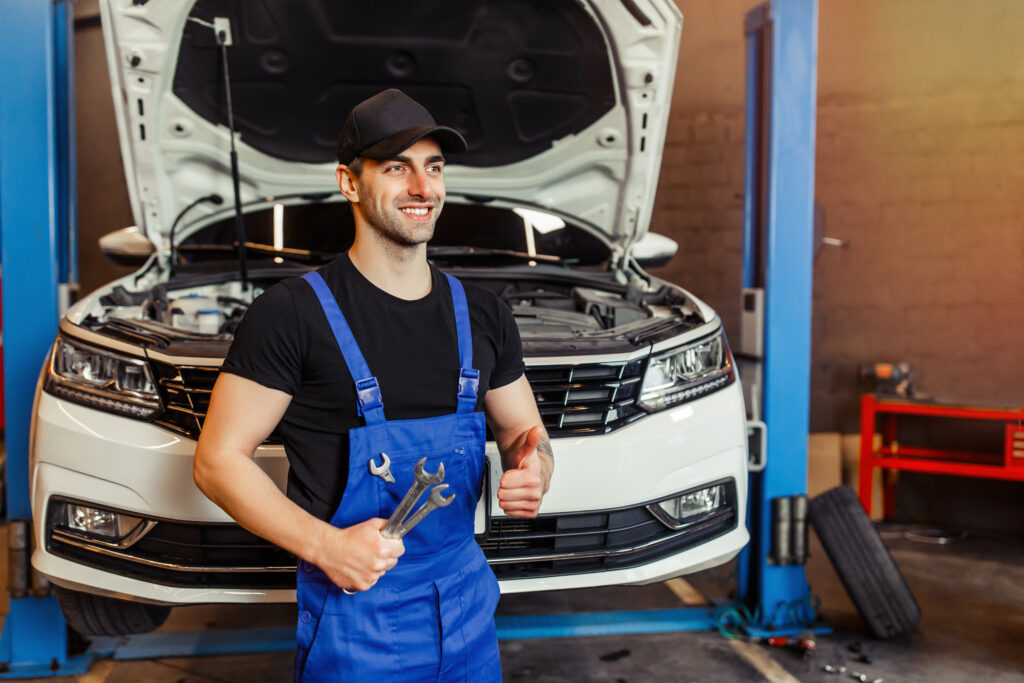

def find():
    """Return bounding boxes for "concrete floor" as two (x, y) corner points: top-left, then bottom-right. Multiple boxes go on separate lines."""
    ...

(3, 529), (1023, 682)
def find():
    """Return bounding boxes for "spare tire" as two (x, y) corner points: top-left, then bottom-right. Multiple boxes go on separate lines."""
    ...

(809, 485), (921, 638)
(55, 585), (171, 637)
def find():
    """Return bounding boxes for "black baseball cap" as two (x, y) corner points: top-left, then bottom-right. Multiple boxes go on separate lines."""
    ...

(336, 89), (467, 165)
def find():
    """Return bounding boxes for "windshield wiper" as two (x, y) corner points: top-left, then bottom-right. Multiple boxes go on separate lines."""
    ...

(426, 246), (562, 265)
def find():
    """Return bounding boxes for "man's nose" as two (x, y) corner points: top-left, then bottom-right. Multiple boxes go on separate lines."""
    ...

(407, 167), (433, 199)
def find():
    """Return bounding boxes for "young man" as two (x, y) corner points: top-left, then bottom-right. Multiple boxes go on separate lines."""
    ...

(194, 89), (553, 681)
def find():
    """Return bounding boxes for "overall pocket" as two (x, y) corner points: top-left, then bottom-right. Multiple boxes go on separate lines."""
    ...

(376, 444), (472, 556)
(295, 565), (334, 681)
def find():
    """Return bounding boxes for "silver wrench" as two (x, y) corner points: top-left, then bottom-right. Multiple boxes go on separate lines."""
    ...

(380, 457), (444, 538)
(384, 484), (456, 539)
(342, 484), (454, 596)
(368, 453), (394, 483)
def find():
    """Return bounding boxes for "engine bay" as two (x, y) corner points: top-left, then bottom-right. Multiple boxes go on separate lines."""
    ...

(81, 268), (704, 353)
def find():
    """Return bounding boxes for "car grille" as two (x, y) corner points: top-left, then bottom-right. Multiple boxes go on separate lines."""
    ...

(147, 359), (648, 440)
(149, 362), (219, 441)
(524, 359), (647, 436)
(46, 482), (736, 589)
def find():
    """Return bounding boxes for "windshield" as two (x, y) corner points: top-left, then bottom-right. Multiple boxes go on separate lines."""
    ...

(179, 199), (611, 266)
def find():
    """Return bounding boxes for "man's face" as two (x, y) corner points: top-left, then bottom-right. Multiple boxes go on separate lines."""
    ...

(342, 138), (446, 248)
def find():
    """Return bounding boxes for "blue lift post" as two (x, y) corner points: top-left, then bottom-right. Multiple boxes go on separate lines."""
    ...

(0, 0), (90, 677)
(55, 0), (79, 310)
(737, 0), (820, 634)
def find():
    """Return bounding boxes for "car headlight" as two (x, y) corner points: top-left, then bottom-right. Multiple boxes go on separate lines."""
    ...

(44, 335), (161, 418)
(638, 331), (734, 412)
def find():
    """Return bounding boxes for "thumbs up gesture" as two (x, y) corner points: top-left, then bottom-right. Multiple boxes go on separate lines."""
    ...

(497, 425), (552, 518)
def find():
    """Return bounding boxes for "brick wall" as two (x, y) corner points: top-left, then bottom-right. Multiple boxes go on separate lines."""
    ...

(652, 0), (1024, 433)
(812, 87), (1024, 431)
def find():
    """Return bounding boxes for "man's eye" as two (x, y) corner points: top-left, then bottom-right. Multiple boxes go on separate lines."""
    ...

(428, 165), (444, 173)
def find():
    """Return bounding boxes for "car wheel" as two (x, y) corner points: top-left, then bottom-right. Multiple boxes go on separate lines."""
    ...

(55, 586), (171, 637)
(808, 485), (921, 638)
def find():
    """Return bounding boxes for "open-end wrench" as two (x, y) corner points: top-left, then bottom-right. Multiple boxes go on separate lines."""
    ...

(368, 453), (394, 483)
(380, 457), (444, 538)
(385, 484), (456, 539)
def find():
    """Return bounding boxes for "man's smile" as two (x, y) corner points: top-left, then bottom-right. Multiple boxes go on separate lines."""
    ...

(399, 206), (435, 221)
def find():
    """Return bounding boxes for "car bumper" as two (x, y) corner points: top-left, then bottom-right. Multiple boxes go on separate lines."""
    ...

(31, 382), (748, 605)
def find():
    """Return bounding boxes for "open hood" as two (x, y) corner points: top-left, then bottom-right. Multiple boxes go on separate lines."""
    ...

(99, 0), (681, 254)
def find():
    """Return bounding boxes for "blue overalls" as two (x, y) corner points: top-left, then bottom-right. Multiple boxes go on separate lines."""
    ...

(295, 270), (502, 682)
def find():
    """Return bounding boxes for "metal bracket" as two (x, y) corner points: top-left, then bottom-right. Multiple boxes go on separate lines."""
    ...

(746, 420), (767, 472)
(213, 17), (232, 46)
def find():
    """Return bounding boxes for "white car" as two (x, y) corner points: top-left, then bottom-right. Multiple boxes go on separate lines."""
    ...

(31, 0), (749, 636)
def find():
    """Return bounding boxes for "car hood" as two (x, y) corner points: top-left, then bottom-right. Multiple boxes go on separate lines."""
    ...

(99, 0), (681, 253)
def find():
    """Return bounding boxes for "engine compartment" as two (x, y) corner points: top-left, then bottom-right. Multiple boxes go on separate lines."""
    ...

(92, 279), (253, 339)
(80, 266), (705, 354)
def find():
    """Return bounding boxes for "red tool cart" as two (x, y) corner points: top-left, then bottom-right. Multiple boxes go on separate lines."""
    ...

(858, 394), (1024, 518)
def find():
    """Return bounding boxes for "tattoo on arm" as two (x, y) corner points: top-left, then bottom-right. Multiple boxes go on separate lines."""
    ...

(537, 436), (554, 463)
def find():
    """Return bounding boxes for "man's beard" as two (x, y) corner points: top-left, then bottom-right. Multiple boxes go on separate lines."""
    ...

(361, 194), (441, 249)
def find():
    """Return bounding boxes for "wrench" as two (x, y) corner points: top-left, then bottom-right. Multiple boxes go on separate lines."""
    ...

(384, 484), (456, 539)
(368, 453), (394, 483)
(380, 457), (444, 538)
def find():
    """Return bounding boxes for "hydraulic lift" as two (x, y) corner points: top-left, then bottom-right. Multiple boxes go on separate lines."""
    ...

(0, 0), (86, 677)
(0, 0), (819, 676)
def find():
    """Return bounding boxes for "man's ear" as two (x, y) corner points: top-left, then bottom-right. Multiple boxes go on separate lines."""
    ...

(336, 165), (360, 203)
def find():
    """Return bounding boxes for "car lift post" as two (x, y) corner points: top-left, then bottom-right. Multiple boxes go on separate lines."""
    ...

(0, 0), (90, 677)
(736, 0), (819, 631)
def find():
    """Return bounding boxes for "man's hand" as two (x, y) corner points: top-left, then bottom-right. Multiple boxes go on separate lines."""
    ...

(314, 518), (405, 592)
(497, 425), (552, 518)
(484, 376), (553, 518)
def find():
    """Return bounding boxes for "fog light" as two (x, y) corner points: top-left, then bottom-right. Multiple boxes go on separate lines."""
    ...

(65, 503), (142, 539)
(656, 485), (724, 524)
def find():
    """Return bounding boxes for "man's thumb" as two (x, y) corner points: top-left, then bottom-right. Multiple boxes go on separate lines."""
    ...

(517, 426), (543, 466)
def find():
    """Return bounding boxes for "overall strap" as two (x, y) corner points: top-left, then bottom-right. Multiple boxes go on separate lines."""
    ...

(302, 271), (385, 425)
(444, 273), (479, 414)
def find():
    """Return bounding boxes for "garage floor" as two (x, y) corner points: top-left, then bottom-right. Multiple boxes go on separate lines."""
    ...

(2, 529), (1022, 682)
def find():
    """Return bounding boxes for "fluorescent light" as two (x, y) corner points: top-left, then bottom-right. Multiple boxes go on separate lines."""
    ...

(513, 208), (565, 234)
(523, 217), (537, 258)
(273, 203), (284, 251)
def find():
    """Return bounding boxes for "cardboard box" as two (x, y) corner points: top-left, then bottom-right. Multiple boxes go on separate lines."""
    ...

(840, 433), (884, 521)
(807, 432), (842, 498)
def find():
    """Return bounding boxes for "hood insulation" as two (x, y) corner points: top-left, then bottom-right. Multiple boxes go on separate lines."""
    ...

(173, 0), (616, 166)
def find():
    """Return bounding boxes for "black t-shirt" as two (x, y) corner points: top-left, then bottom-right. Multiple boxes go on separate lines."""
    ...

(220, 254), (524, 521)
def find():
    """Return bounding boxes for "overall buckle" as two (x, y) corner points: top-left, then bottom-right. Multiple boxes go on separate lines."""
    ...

(354, 377), (383, 416)
(458, 368), (480, 400)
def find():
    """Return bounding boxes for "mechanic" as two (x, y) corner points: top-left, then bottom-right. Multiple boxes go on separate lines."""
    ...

(194, 89), (554, 681)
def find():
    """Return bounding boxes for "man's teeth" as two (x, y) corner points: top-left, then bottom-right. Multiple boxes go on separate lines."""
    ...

(402, 208), (429, 216)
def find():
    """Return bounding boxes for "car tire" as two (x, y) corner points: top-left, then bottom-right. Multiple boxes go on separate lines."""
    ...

(808, 485), (921, 638)
(55, 586), (171, 637)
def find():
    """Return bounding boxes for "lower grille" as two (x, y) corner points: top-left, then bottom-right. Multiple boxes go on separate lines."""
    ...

(46, 482), (736, 588)
(479, 480), (738, 580)
(48, 515), (296, 589)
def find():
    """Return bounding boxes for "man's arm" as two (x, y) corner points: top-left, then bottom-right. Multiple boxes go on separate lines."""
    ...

(484, 374), (553, 518)
(194, 373), (403, 591)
